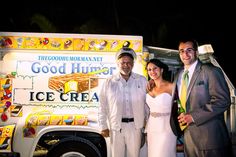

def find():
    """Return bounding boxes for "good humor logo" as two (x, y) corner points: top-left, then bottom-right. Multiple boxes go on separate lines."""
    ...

(31, 62), (116, 75)
(17, 54), (117, 76)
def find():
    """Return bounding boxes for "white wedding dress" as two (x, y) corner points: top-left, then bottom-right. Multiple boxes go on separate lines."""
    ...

(146, 93), (177, 157)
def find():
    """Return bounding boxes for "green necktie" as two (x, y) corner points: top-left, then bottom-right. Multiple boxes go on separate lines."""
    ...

(179, 70), (189, 130)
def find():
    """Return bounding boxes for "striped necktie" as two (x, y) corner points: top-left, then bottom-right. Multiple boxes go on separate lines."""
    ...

(179, 70), (189, 130)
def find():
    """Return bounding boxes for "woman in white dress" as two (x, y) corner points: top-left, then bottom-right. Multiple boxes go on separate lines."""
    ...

(145, 58), (177, 157)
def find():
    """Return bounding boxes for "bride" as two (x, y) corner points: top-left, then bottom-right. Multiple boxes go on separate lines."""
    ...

(145, 58), (177, 157)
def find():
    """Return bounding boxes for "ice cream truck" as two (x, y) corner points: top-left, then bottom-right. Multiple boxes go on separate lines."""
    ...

(1, 32), (235, 157)
(0, 32), (149, 157)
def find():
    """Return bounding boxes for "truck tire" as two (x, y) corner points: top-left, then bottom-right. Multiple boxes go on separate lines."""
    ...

(46, 137), (102, 157)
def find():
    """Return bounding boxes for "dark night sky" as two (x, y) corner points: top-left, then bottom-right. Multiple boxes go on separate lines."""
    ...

(1, 0), (235, 86)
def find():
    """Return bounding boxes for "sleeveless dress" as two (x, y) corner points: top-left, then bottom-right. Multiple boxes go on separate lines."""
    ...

(146, 93), (177, 157)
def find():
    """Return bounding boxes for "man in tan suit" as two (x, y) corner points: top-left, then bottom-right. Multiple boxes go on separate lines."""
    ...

(170, 38), (232, 157)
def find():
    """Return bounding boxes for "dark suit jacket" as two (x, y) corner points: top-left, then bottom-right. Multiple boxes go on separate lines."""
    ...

(170, 60), (231, 150)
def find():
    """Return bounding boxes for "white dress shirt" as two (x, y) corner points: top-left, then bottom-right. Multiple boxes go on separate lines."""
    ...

(98, 72), (147, 131)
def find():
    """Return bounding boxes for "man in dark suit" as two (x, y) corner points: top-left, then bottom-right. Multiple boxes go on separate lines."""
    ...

(170, 38), (232, 157)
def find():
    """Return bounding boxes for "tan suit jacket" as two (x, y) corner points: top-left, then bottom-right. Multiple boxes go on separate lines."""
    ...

(170, 60), (231, 150)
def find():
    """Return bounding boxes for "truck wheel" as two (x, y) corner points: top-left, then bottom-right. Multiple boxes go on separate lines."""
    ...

(46, 137), (102, 157)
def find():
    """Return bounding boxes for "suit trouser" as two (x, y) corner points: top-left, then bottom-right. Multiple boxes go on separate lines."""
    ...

(184, 128), (232, 157)
(111, 122), (141, 157)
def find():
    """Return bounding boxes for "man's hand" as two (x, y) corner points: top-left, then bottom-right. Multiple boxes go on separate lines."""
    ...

(178, 113), (194, 126)
(101, 129), (109, 137)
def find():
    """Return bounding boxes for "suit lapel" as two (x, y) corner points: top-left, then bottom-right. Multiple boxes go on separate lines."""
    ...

(186, 61), (202, 110)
